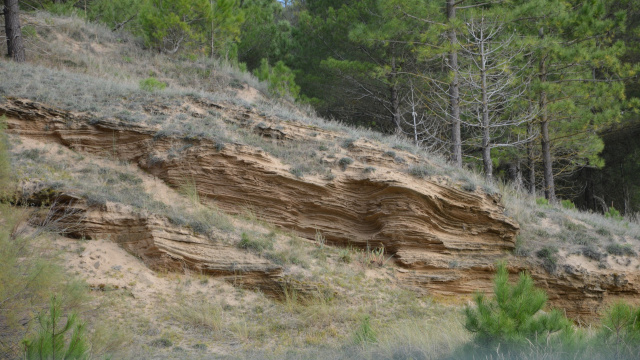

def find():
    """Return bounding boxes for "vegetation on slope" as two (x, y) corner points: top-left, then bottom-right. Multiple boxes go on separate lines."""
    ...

(3, 10), (637, 279)
(1, 8), (640, 360)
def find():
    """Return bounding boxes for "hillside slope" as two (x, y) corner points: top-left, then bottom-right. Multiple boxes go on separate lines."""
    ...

(2, 10), (640, 359)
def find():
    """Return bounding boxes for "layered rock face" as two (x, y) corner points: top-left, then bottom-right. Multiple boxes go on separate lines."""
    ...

(24, 190), (294, 296)
(5, 98), (639, 318)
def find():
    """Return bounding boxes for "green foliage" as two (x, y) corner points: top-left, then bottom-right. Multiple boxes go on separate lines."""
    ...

(23, 296), (89, 360)
(139, 0), (243, 56)
(464, 262), (572, 348)
(0, 205), (79, 355)
(238, 232), (274, 252)
(43, 1), (81, 17)
(253, 58), (300, 99)
(599, 302), (640, 358)
(208, 0), (245, 59)
(338, 157), (353, 170)
(536, 197), (550, 206)
(139, 0), (209, 53)
(139, 77), (167, 92)
(561, 199), (576, 210)
(89, 0), (143, 33)
(353, 315), (377, 345)
(237, 0), (291, 70)
(536, 246), (559, 273)
(605, 206), (623, 221)
(407, 164), (431, 178)
(606, 243), (637, 256)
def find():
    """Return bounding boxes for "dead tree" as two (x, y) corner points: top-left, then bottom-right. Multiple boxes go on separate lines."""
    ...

(399, 80), (450, 154)
(3, 0), (25, 62)
(456, 15), (536, 180)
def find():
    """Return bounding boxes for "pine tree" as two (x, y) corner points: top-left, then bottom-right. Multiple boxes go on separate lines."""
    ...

(511, 0), (630, 201)
(3, 0), (26, 62)
(292, 0), (422, 131)
(464, 262), (573, 347)
(237, 0), (292, 70)
(23, 296), (89, 360)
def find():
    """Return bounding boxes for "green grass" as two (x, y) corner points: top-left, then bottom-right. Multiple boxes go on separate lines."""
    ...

(238, 232), (275, 253)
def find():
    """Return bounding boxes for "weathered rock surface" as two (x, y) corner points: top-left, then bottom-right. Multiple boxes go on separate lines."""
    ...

(5, 97), (639, 318)
(22, 188), (313, 298)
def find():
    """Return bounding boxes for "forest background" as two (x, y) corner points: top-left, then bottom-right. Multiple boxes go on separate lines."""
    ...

(11, 0), (640, 215)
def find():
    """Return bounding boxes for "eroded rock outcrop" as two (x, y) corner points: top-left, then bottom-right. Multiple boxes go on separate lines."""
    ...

(22, 188), (313, 298)
(6, 97), (638, 318)
(2, 98), (518, 256)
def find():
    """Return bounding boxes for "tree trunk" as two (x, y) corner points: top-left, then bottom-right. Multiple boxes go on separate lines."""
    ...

(447, 0), (462, 167)
(540, 104), (555, 201)
(390, 52), (401, 132)
(583, 166), (595, 210)
(539, 28), (555, 202)
(4, 0), (26, 62)
(508, 161), (524, 191)
(480, 38), (492, 180)
(527, 121), (536, 194)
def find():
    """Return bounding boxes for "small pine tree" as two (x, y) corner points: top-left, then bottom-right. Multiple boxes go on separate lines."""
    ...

(599, 302), (640, 359)
(253, 58), (300, 100)
(23, 296), (89, 360)
(464, 262), (573, 348)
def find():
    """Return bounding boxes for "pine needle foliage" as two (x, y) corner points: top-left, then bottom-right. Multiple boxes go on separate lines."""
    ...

(464, 262), (573, 347)
(23, 296), (89, 360)
(599, 302), (640, 359)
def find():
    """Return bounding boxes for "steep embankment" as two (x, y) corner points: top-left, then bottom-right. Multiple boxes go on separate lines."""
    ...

(3, 97), (640, 318)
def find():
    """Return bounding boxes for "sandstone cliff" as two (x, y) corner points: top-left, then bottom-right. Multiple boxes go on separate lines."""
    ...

(3, 97), (639, 318)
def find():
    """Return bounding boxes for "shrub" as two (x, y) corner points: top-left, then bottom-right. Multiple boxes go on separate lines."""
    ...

(150, 337), (173, 348)
(462, 182), (477, 192)
(561, 199), (576, 210)
(536, 246), (559, 273)
(394, 156), (406, 164)
(536, 197), (549, 206)
(253, 59), (300, 99)
(139, 77), (167, 92)
(605, 206), (623, 221)
(238, 232), (273, 252)
(464, 262), (573, 348)
(582, 246), (606, 261)
(289, 164), (309, 178)
(599, 302), (640, 358)
(338, 248), (352, 263)
(341, 138), (356, 149)
(407, 165), (430, 178)
(606, 243), (637, 257)
(338, 157), (353, 170)
(22, 296), (89, 360)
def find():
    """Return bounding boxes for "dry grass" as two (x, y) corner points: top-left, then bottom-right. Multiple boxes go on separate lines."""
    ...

(499, 181), (640, 273)
(5, 10), (640, 360)
(9, 138), (234, 236)
(0, 11), (473, 181)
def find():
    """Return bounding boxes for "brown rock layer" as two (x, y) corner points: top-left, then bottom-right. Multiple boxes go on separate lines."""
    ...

(23, 189), (310, 298)
(6, 98), (637, 317)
